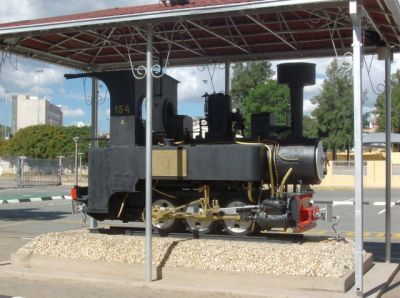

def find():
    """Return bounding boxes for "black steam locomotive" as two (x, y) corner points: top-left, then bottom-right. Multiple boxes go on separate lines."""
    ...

(68, 62), (325, 235)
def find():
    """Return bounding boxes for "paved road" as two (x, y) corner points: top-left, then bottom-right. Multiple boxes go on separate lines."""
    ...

(312, 189), (400, 242)
(0, 189), (399, 297)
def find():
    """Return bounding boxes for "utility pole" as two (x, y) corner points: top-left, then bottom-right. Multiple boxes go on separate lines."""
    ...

(4, 91), (8, 139)
(90, 78), (99, 230)
(78, 152), (83, 179)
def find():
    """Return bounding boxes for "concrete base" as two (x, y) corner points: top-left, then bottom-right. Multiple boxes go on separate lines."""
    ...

(360, 262), (399, 297)
(11, 253), (375, 293)
(1, 254), (398, 298)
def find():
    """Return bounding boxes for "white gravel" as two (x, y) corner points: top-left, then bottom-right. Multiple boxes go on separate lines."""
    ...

(17, 230), (358, 278)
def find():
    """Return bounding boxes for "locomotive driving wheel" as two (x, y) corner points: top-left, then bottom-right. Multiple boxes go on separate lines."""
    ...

(222, 199), (255, 236)
(184, 202), (219, 234)
(151, 198), (183, 234)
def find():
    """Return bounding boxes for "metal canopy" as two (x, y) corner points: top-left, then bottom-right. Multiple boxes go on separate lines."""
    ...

(0, 0), (399, 70)
(364, 132), (400, 144)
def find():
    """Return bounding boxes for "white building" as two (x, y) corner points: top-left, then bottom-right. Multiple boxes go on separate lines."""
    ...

(192, 117), (208, 139)
(69, 121), (88, 128)
(12, 95), (63, 134)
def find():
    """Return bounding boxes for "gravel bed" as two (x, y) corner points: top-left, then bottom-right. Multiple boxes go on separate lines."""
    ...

(17, 230), (358, 278)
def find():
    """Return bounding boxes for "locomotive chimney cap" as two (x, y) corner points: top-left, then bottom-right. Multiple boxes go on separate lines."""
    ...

(277, 62), (316, 86)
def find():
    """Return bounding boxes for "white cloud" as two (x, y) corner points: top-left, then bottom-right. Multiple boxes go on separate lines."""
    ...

(0, 58), (66, 98)
(0, 86), (5, 98)
(167, 65), (226, 102)
(61, 106), (85, 117)
(304, 99), (316, 116)
(1, 0), (400, 122)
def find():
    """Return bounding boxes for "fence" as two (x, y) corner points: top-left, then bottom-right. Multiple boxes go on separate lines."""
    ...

(0, 156), (87, 187)
(0, 156), (19, 176)
(331, 161), (368, 176)
(16, 157), (61, 187)
(321, 160), (400, 188)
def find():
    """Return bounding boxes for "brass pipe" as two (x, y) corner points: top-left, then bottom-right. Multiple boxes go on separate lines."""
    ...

(278, 167), (293, 197)
(247, 182), (255, 203)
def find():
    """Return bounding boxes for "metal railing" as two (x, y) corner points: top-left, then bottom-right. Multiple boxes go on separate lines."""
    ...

(16, 157), (61, 187)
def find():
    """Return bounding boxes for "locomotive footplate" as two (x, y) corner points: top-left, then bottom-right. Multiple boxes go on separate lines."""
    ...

(152, 186), (321, 233)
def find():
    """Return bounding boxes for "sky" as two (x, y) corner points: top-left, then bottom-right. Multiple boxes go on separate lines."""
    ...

(0, 0), (399, 134)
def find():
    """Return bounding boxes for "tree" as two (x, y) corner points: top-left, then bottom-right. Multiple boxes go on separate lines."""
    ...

(2, 125), (102, 161)
(230, 61), (289, 135)
(303, 115), (318, 138)
(363, 112), (371, 130)
(230, 61), (274, 111)
(0, 125), (11, 140)
(0, 138), (8, 156)
(375, 69), (400, 133)
(311, 59), (354, 160)
(243, 80), (289, 130)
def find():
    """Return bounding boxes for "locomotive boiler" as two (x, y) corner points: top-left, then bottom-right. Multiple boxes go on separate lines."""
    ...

(68, 62), (326, 236)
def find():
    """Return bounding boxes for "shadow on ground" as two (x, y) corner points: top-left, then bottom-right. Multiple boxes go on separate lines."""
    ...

(364, 242), (400, 263)
(0, 208), (70, 221)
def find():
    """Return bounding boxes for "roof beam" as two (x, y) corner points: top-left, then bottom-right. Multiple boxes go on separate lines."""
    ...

(278, 12), (298, 48)
(88, 36), (353, 60)
(0, 0), (349, 39)
(137, 26), (203, 57)
(48, 32), (85, 50)
(4, 44), (88, 69)
(227, 16), (252, 52)
(94, 45), (379, 71)
(90, 28), (117, 65)
(177, 22), (206, 55)
(186, 20), (250, 54)
(86, 29), (146, 56)
(246, 14), (297, 51)
(361, 5), (390, 46)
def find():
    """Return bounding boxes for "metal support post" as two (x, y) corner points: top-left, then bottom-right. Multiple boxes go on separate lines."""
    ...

(350, 1), (364, 296)
(74, 137), (79, 187)
(90, 78), (98, 230)
(225, 61), (230, 94)
(385, 48), (392, 263)
(78, 152), (83, 179)
(17, 156), (26, 187)
(145, 24), (154, 283)
(57, 156), (64, 186)
(4, 92), (8, 139)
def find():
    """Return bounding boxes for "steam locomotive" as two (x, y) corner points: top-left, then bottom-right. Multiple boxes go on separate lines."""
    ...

(68, 62), (326, 236)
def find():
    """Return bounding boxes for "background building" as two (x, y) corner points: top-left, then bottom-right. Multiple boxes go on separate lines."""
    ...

(12, 95), (63, 134)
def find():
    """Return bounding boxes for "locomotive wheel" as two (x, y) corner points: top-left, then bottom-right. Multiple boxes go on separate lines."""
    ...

(184, 202), (219, 234)
(222, 199), (255, 236)
(151, 198), (183, 234)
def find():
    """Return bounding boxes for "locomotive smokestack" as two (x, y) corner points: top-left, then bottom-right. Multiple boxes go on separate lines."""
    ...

(277, 63), (316, 138)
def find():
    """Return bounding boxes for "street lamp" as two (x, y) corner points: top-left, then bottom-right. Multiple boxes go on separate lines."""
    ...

(4, 91), (9, 139)
(36, 69), (43, 124)
(78, 152), (84, 178)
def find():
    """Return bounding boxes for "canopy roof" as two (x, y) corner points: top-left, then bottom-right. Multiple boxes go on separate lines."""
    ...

(364, 132), (400, 145)
(0, 0), (399, 71)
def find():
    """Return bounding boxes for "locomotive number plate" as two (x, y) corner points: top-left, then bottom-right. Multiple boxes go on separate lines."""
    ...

(152, 149), (187, 177)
